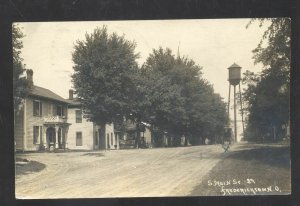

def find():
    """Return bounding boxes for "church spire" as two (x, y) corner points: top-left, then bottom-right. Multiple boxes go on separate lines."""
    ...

(177, 41), (180, 59)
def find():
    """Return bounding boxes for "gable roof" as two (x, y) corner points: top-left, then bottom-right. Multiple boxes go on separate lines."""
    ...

(29, 85), (70, 104)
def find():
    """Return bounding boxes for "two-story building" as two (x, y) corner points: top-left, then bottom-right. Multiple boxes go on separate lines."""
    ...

(67, 90), (119, 150)
(15, 71), (71, 151)
(14, 70), (119, 151)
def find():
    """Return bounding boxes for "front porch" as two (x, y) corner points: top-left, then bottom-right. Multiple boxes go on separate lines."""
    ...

(40, 116), (71, 151)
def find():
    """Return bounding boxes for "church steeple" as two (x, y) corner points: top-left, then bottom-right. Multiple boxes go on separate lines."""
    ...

(177, 41), (180, 59)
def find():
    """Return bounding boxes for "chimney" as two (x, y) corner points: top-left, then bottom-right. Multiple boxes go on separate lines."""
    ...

(26, 69), (33, 85)
(69, 89), (74, 100)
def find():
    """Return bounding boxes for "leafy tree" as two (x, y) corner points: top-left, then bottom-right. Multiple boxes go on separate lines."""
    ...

(72, 26), (140, 125)
(72, 28), (228, 147)
(243, 18), (290, 140)
(13, 24), (32, 114)
(247, 18), (290, 73)
(141, 47), (228, 146)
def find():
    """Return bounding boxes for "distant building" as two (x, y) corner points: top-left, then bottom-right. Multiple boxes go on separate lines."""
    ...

(118, 119), (153, 149)
(141, 122), (152, 148)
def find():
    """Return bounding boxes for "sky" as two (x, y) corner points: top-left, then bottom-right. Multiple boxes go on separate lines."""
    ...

(17, 19), (270, 141)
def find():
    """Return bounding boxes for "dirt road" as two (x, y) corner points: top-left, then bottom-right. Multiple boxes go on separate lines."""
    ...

(16, 144), (230, 199)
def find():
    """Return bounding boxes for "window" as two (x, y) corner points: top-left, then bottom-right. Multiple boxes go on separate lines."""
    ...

(33, 126), (39, 144)
(76, 132), (82, 146)
(75, 110), (82, 123)
(56, 105), (64, 116)
(33, 100), (42, 116)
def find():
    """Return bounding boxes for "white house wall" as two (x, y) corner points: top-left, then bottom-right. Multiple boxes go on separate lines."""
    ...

(15, 97), (119, 151)
(24, 98), (67, 151)
(104, 123), (119, 150)
(67, 108), (95, 150)
(14, 103), (24, 150)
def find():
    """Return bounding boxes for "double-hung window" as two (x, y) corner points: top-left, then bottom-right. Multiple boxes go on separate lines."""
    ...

(33, 126), (43, 144)
(33, 100), (42, 116)
(33, 126), (39, 144)
(56, 105), (64, 116)
(75, 110), (82, 123)
(76, 132), (82, 146)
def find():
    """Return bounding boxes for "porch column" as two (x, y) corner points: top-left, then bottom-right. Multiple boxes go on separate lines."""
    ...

(114, 133), (119, 149)
(117, 133), (119, 149)
(55, 125), (59, 149)
(64, 126), (69, 149)
(43, 126), (48, 149)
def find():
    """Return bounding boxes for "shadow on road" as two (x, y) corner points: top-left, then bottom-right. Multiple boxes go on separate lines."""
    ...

(15, 159), (46, 176)
(81, 153), (105, 157)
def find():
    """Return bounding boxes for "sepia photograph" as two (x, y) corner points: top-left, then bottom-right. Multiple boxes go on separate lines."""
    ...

(13, 18), (291, 198)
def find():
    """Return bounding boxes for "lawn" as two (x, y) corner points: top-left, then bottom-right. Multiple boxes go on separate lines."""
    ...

(190, 143), (291, 196)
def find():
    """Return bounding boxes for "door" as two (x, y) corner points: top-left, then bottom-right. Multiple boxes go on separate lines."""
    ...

(47, 127), (56, 148)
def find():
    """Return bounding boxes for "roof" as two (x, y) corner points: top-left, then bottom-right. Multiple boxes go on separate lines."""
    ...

(66, 98), (82, 106)
(29, 85), (70, 104)
(228, 63), (241, 69)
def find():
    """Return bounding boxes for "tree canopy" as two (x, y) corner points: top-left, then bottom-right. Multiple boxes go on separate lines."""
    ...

(243, 18), (290, 140)
(140, 47), (228, 145)
(72, 26), (140, 125)
(72, 27), (228, 146)
(13, 24), (32, 114)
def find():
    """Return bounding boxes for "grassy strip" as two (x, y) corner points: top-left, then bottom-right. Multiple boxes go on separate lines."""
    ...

(190, 144), (291, 196)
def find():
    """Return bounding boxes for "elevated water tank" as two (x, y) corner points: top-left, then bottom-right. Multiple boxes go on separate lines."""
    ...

(228, 63), (241, 85)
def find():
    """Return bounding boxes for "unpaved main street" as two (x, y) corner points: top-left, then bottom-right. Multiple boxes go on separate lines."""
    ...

(16, 144), (230, 198)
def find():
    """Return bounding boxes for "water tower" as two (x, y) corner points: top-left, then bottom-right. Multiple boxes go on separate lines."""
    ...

(227, 63), (245, 142)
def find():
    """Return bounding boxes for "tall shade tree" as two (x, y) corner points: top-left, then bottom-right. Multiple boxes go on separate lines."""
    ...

(72, 26), (140, 125)
(243, 18), (290, 140)
(13, 24), (32, 114)
(141, 47), (228, 146)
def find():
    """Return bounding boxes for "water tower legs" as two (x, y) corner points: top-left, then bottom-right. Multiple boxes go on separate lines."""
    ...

(233, 85), (237, 142)
(228, 84), (231, 115)
(228, 82), (245, 143)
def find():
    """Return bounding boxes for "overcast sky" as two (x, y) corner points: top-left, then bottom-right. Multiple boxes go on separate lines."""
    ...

(17, 19), (270, 140)
(17, 19), (268, 99)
